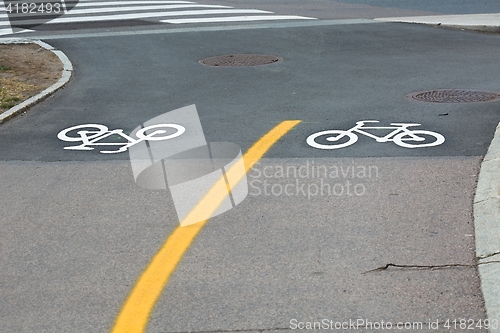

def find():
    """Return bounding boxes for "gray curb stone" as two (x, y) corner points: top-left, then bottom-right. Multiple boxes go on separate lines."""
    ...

(474, 122), (500, 333)
(374, 14), (500, 33)
(442, 25), (500, 33)
(0, 39), (73, 124)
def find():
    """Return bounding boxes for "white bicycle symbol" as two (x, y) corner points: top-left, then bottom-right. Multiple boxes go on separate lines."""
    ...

(57, 123), (185, 154)
(306, 120), (445, 149)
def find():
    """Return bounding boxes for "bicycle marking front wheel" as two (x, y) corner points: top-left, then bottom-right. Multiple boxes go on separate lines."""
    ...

(306, 130), (358, 149)
(393, 130), (445, 148)
(136, 124), (185, 141)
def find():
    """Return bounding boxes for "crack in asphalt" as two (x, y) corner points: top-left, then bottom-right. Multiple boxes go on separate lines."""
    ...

(363, 261), (500, 274)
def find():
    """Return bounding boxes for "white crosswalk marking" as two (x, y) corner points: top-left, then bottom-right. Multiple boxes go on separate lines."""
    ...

(0, 10), (275, 26)
(53, 4), (234, 15)
(163, 15), (317, 24)
(0, 0), (316, 36)
(74, 1), (196, 6)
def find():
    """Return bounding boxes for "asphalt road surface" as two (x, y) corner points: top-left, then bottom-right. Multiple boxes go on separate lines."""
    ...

(1, 1), (500, 332)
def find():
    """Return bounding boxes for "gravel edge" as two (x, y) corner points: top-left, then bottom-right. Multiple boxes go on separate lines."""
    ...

(0, 39), (73, 124)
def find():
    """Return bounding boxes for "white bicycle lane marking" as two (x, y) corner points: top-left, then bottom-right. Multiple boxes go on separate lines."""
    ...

(58, 120), (446, 154)
(306, 120), (445, 150)
(57, 123), (185, 154)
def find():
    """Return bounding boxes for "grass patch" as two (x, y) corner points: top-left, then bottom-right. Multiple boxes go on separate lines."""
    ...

(0, 96), (20, 109)
(0, 78), (37, 112)
(0, 43), (64, 116)
(0, 86), (21, 110)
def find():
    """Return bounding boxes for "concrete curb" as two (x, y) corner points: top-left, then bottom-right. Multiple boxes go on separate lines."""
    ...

(474, 122), (500, 333)
(0, 39), (73, 124)
(375, 13), (500, 33)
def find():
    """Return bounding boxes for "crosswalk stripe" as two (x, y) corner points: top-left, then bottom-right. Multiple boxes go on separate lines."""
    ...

(0, 2), (203, 12)
(0, 0), (198, 8)
(0, 9), (273, 26)
(6, 4), (232, 16)
(74, 0), (149, 1)
(75, 0), (195, 4)
(162, 15), (317, 24)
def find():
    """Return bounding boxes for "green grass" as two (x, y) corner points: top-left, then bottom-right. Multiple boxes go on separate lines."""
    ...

(0, 86), (21, 110)
(1, 97), (20, 109)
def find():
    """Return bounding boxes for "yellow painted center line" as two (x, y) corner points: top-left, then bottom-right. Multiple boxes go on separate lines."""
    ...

(111, 120), (301, 333)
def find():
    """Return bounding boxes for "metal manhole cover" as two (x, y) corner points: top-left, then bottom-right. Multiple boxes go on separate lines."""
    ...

(406, 89), (500, 103)
(199, 54), (283, 67)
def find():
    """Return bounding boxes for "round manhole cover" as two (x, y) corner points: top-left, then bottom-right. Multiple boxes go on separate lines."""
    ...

(406, 89), (500, 103)
(199, 54), (283, 67)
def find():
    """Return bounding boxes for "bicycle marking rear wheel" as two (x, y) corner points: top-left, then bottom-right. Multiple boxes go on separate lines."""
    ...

(57, 124), (109, 142)
(306, 130), (358, 149)
(393, 130), (445, 148)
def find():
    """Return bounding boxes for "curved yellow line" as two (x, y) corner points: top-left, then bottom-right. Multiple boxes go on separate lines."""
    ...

(111, 120), (301, 333)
